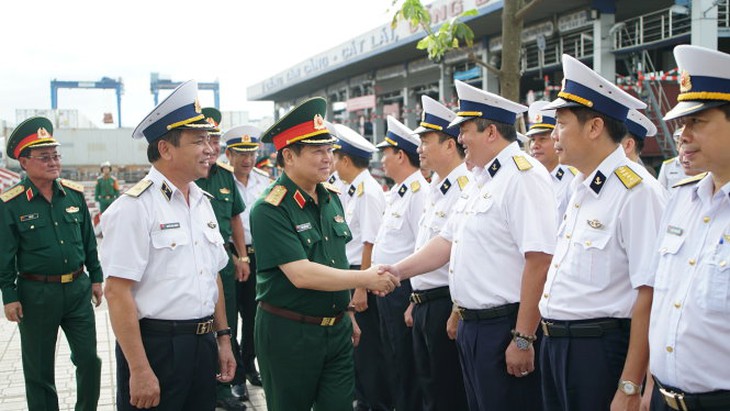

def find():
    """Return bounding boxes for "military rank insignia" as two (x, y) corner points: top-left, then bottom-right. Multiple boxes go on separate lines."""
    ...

(440, 179), (451, 195)
(590, 171), (606, 194)
(410, 181), (421, 193)
(512, 155), (533, 171)
(356, 183), (364, 197)
(488, 159), (501, 177)
(556, 167), (565, 181)
(293, 190), (306, 209)
(348, 185), (356, 197)
(457, 175), (469, 191)
(264, 185), (287, 206)
(160, 181), (174, 201)
(614, 166), (642, 190)
(398, 184), (408, 197)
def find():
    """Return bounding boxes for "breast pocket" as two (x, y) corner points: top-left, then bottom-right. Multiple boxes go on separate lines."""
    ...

(63, 213), (83, 243)
(297, 228), (322, 253)
(332, 222), (352, 244)
(17, 217), (49, 251)
(568, 229), (612, 287)
(150, 229), (190, 279)
(653, 234), (686, 291)
(699, 242), (730, 313)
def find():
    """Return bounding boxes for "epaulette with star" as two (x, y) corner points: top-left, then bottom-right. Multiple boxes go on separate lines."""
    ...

(322, 182), (341, 194)
(216, 160), (234, 173)
(672, 172), (708, 188)
(663, 157), (677, 165)
(614, 165), (642, 189)
(264, 185), (287, 206)
(457, 175), (469, 190)
(60, 179), (85, 193)
(124, 179), (153, 198)
(512, 155), (533, 171)
(0, 184), (24, 203)
(410, 181), (421, 193)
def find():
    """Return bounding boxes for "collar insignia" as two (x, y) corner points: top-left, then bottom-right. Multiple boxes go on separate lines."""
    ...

(293, 190), (306, 209)
(160, 181), (173, 201)
(398, 184), (408, 197)
(440, 179), (451, 195)
(25, 187), (34, 202)
(328, 174), (337, 184)
(348, 185), (356, 197)
(556, 167), (565, 181)
(488, 159), (501, 177)
(590, 171), (606, 194)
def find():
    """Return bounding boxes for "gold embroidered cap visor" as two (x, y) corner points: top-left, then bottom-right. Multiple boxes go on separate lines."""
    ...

(260, 97), (336, 151)
(6, 116), (59, 160)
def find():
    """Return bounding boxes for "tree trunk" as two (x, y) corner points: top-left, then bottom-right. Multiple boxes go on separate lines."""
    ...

(500, 0), (525, 103)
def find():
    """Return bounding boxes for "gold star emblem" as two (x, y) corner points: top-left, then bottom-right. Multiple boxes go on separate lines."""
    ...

(37, 127), (50, 139)
(680, 70), (692, 93)
(206, 117), (217, 127)
(242, 134), (251, 142)
(313, 114), (325, 130)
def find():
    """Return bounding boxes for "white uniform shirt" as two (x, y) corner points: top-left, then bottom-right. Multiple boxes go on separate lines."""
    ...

(540, 147), (667, 320)
(441, 142), (556, 309)
(344, 169), (385, 266)
(100, 166), (229, 320)
(328, 171), (350, 211)
(551, 165), (577, 221)
(234, 168), (271, 245)
(411, 163), (472, 291)
(372, 170), (428, 265)
(657, 157), (689, 191)
(648, 174), (730, 393)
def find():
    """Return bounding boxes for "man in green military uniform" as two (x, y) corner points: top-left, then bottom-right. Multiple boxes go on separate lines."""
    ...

(249, 97), (401, 411)
(94, 161), (119, 213)
(195, 107), (249, 411)
(0, 116), (103, 411)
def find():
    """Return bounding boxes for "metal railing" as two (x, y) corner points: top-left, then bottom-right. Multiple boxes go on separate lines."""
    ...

(522, 28), (593, 73)
(613, 6), (691, 51)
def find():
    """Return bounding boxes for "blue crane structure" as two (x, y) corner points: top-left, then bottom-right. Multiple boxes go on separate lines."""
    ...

(50, 77), (124, 128)
(150, 73), (220, 108)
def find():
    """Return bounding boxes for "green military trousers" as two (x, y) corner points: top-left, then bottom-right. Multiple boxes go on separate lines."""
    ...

(216, 258), (240, 400)
(255, 308), (354, 411)
(17, 274), (101, 411)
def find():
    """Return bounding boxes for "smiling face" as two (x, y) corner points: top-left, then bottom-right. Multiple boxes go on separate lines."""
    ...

(417, 131), (449, 172)
(19, 146), (62, 182)
(227, 149), (257, 178)
(457, 120), (491, 167)
(285, 144), (334, 186)
(529, 130), (558, 170)
(678, 107), (730, 178)
(165, 129), (213, 182)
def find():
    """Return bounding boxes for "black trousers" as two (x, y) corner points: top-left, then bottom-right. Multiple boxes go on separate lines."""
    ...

(376, 279), (423, 411)
(235, 246), (258, 380)
(351, 265), (392, 410)
(412, 294), (468, 411)
(541, 320), (630, 411)
(456, 311), (543, 411)
(116, 328), (218, 411)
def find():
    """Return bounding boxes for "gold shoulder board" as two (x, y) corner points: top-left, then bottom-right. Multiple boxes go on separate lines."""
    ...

(0, 185), (24, 203)
(410, 181), (421, 193)
(614, 165), (643, 189)
(672, 172), (708, 188)
(568, 166), (578, 176)
(124, 179), (153, 198)
(322, 182), (341, 194)
(663, 157), (677, 165)
(356, 182), (364, 197)
(216, 160), (234, 173)
(264, 185), (287, 206)
(60, 179), (85, 193)
(457, 175), (469, 190)
(512, 155), (533, 171)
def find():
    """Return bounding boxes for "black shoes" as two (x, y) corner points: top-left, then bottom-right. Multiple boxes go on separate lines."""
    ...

(245, 371), (262, 387)
(231, 383), (249, 401)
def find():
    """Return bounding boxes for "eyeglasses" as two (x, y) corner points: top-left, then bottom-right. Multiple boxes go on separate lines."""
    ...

(26, 154), (62, 163)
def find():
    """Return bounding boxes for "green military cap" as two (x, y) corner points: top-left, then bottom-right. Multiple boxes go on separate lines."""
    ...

(6, 116), (59, 160)
(260, 97), (336, 151)
(202, 107), (222, 136)
(256, 155), (273, 169)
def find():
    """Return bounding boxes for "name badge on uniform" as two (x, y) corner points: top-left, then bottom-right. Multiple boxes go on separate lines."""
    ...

(19, 213), (39, 222)
(66, 206), (80, 213)
(160, 222), (181, 230)
(667, 225), (683, 236)
(296, 222), (312, 232)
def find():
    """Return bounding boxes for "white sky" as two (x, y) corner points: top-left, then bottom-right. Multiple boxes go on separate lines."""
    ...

(0, 0), (395, 128)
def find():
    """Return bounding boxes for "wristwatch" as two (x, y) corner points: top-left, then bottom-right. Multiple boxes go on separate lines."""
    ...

(238, 256), (250, 263)
(216, 328), (232, 338)
(513, 335), (532, 351)
(618, 380), (641, 396)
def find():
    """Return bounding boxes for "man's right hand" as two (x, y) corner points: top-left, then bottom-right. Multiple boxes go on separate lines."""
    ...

(364, 265), (400, 296)
(351, 288), (369, 312)
(129, 367), (160, 409)
(4, 302), (23, 323)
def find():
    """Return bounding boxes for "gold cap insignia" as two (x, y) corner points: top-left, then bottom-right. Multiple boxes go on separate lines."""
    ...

(534, 114), (543, 123)
(680, 70), (692, 93)
(194, 97), (202, 113)
(37, 127), (50, 139)
(242, 134), (251, 142)
(206, 117), (218, 127)
(313, 114), (325, 130)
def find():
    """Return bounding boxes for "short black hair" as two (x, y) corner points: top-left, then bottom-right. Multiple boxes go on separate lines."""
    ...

(472, 118), (517, 142)
(436, 132), (466, 158)
(625, 134), (645, 155)
(391, 146), (420, 168)
(568, 107), (627, 144)
(276, 143), (304, 167)
(147, 129), (182, 163)
(335, 151), (370, 169)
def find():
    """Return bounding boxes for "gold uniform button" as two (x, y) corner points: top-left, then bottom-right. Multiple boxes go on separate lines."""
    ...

(331, 259), (335, 264)
(703, 216), (711, 223)
(574, 204), (580, 208)
(565, 234), (571, 239)
(54, 222), (59, 226)
(689, 258), (696, 266)
(307, 239), (311, 244)
(324, 236), (329, 241)
(666, 346), (674, 353)
(585, 240), (592, 246)
(171, 242), (176, 248)
(449, 269), (454, 274)
(720, 261), (727, 267)
(553, 263), (559, 268)
(674, 302), (681, 308)
(543, 293), (549, 299)
(60, 240), (64, 244)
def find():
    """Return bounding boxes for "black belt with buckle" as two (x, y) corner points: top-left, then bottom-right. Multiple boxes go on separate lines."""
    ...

(20, 268), (84, 284)
(541, 318), (630, 338)
(139, 316), (215, 335)
(410, 286), (450, 305)
(246, 245), (255, 255)
(457, 303), (519, 321)
(654, 376), (730, 411)
(259, 301), (344, 327)
(228, 243), (255, 256)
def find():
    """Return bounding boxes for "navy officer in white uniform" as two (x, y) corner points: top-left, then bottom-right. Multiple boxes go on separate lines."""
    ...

(380, 79), (557, 410)
(539, 54), (667, 411)
(646, 44), (730, 411)
(101, 80), (237, 411)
